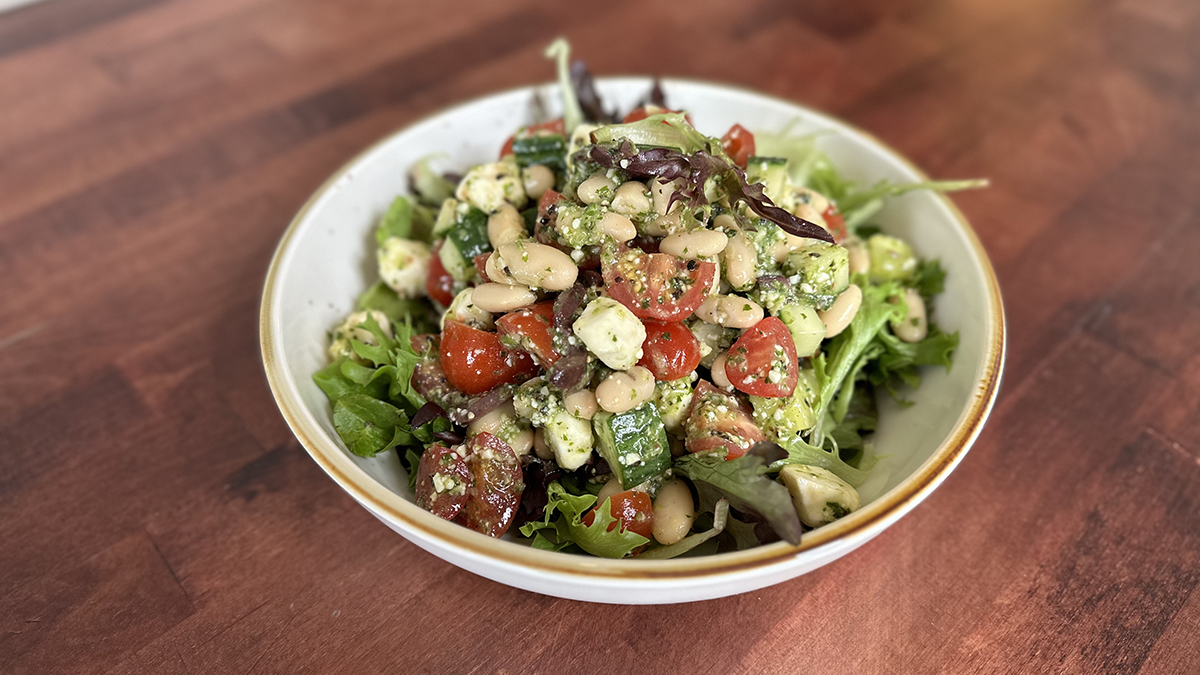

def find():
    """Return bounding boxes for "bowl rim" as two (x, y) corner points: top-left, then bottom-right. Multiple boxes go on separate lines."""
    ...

(259, 76), (1006, 580)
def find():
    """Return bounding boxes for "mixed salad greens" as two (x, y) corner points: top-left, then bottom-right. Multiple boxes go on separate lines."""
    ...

(313, 40), (984, 558)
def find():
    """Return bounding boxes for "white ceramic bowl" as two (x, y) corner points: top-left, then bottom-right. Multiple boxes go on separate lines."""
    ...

(260, 78), (1005, 604)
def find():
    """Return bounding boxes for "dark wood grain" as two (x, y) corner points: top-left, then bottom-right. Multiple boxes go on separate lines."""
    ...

(1, 0), (1198, 673)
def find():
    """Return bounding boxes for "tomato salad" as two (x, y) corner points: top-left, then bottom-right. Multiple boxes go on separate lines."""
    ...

(313, 40), (984, 559)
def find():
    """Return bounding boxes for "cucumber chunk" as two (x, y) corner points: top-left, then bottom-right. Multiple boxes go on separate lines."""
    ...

(783, 241), (850, 310)
(744, 156), (792, 208)
(867, 234), (917, 282)
(512, 133), (568, 171)
(593, 403), (671, 489)
(775, 302), (827, 357)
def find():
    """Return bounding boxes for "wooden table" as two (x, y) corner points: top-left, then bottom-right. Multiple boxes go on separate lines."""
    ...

(3, 0), (1199, 672)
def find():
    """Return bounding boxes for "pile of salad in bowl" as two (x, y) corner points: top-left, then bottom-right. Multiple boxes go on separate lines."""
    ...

(313, 40), (983, 560)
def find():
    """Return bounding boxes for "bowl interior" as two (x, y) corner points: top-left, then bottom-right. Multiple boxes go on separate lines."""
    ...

(265, 78), (997, 555)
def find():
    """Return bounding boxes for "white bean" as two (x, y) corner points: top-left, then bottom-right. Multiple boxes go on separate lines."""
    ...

(795, 187), (831, 216)
(596, 366), (656, 414)
(597, 476), (624, 505)
(643, 212), (681, 237)
(497, 242), (578, 291)
(710, 352), (734, 390)
(484, 252), (518, 285)
(467, 400), (532, 455)
(577, 172), (617, 205)
(845, 237), (870, 276)
(487, 204), (526, 248)
(563, 389), (598, 420)
(694, 294), (764, 329)
(724, 232), (758, 290)
(532, 428), (553, 460)
(597, 212), (637, 242)
(660, 230), (728, 259)
(770, 232), (821, 263)
(522, 164), (555, 201)
(651, 178), (680, 216)
(818, 283), (862, 338)
(652, 478), (696, 546)
(712, 214), (739, 232)
(610, 181), (650, 215)
(470, 283), (536, 313)
(891, 287), (928, 343)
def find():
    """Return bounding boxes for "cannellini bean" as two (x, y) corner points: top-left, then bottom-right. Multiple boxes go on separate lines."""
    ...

(795, 187), (831, 216)
(577, 172), (617, 205)
(660, 230), (728, 259)
(694, 294), (764, 329)
(485, 252), (518, 285)
(467, 401), (532, 455)
(643, 212), (681, 237)
(712, 213), (739, 231)
(818, 284), (862, 338)
(710, 352), (734, 390)
(487, 204), (526, 248)
(532, 428), (553, 460)
(891, 287), (928, 343)
(610, 181), (650, 215)
(652, 478), (696, 545)
(596, 366), (656, 414)
(563, 389), (598, 420)
(597, 476), (624, 505)
(496, 242), (578, 291)
(597, 212), (637, 242)
(522, 164), (555, 201)
(845, 237), (871, 276)
(651, 178), (680, 216)
(724, 232), (758, 290)
(471, 282), (536, 313)
(770, 232), (820, 263)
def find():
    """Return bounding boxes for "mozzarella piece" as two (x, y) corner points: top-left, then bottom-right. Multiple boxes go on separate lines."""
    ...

(778, 465), (860, 527)
(377, 237), (432, 298)
(454, 156), (528, 213)
(571, 297), (646, 370)
(543, 409), (593, 470)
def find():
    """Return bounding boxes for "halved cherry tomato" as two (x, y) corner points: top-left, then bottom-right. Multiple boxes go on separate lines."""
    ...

(602, 245), (717, 322)
(500, 118), (566, 158)
(685, 381), (765, 459)
(622, 105), (693, 125)
(720, 124), (755, 168)
(496, 301), (560, 368)
(415, 444), (471, 521)
(724, 317), (799, 398)
(426, 242), (455, 307)
(474, 253), (493, 282)
(582, 490), (654, 539)
(439, 321), (538, 395)
(637, 319), (701, 381)
(464, 433), (524, 537)
(823, 204), (847, 242)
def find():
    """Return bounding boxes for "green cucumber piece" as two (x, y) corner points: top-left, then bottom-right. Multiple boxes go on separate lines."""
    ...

(775, 302), (827, 357)
(593, 403), (671, 489)
(783, 241), (849, 310)
(744, 156), (792, 206)
(512, 133), (568, 171)
(867, 234), (917, 282)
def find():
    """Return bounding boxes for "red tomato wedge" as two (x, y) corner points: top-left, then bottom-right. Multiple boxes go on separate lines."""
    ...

(439, 321), (538, 395)
(414, 444), (471, 521)
(637, 319), (701, 381)
(496, 301), (560, 368)
(685, 381), (765, 459)
(426, 242), (455, 307)
(602, 246), (716, 322)
(499, 118), (565, 158)
(720, 124), (755, 168)
(582, 490), (654, 539)
(464, 433), (524, 538)
(823, 204), (848, 243)
(724, 317), (799, 398)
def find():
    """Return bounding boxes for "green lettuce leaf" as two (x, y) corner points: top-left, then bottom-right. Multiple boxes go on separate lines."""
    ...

(356, 281), (436, 333)
(518, 482), (649, 558)
(673, 452), (802, 545)
(332, 394), (409, 458)
(545, 39), (584, 134)
(911, 259), (947, 299)
(589, 112), (715, 154)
